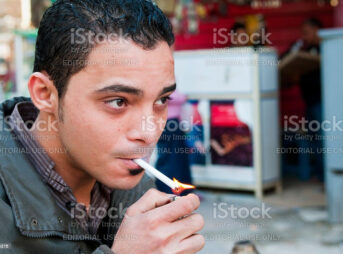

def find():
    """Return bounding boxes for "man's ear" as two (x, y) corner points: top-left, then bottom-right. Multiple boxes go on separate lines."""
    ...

(28, 72), (59, 114)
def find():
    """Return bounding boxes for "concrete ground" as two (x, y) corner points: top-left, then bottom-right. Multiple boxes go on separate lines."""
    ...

(196, 179), (343, 254)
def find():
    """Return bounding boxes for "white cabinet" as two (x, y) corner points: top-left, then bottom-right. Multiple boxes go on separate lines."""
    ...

(174, 47), (281, 198)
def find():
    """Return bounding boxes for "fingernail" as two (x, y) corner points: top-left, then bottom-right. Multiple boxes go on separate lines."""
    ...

(172, 196), (181, 201)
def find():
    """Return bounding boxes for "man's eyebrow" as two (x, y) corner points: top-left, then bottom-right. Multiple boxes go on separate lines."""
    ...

(94, 84), (143, 96)
(94, 83), (177, 97)
(159, 83), (177, 96)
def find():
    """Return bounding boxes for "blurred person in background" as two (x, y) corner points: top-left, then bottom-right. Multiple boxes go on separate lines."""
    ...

(230, 22), (250, 47)
(283, 17), (324, 181)
(289, 17), (322, 55)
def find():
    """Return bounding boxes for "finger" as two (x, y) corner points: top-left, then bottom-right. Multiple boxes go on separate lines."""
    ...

(171, 213), (205, 240)
(148, 193), (200, 222)
(126, 188), (175, 216)
(177, 234), (205, 254)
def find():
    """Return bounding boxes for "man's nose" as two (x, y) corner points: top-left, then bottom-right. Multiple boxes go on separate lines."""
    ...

(126, 112), (165, 146)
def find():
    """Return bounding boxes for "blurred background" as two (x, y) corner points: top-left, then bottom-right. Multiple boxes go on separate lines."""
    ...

(1, 0), (343, 253)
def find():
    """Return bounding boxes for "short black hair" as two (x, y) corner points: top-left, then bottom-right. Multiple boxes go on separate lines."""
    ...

(33, 0), (175, 99)
(231, 22), (246, 33)
(303, 17), (323, 28)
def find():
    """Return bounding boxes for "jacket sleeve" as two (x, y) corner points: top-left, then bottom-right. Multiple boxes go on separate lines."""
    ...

(92, 245), (115, 254)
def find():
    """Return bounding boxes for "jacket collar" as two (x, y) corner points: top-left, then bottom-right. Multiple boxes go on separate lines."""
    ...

(0, 97), (89, 238)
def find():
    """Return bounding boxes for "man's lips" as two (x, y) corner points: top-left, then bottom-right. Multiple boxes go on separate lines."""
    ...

(118, 158), (142, 169)
(118, 157), (146, 175)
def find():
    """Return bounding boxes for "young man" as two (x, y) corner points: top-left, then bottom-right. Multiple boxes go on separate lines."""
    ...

(0, 0), (205, 253)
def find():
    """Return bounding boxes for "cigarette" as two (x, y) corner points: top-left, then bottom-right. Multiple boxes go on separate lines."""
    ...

(133, 159), (179, 190)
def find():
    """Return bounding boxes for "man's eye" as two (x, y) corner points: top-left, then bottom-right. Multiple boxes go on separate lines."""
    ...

(156, 96), (172, 105)
(105, 98), (127, 109)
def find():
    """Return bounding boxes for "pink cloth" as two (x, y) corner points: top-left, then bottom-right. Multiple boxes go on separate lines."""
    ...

(167, 90), (187, 120)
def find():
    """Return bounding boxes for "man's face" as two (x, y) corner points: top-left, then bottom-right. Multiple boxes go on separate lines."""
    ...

(302, 24), (319, 46)
(57, 40), (175, 189)
(232, 28), (249, 47)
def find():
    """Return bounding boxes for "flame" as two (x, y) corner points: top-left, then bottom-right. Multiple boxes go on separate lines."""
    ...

(172, 178), (196, 195)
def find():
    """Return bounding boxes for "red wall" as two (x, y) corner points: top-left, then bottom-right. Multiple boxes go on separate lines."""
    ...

(174, 1), (334, 55)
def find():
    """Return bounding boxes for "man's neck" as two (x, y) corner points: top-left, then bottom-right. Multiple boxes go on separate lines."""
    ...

(32, 112), (96, 207)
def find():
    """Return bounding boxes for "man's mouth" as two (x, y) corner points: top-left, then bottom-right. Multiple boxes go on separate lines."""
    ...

(128, 168), (144, 176)
(117, 157), (148, 175)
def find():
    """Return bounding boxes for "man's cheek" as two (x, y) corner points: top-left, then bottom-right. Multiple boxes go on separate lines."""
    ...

(157, 124), (166, 139)
(160, 115), (168, 132)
